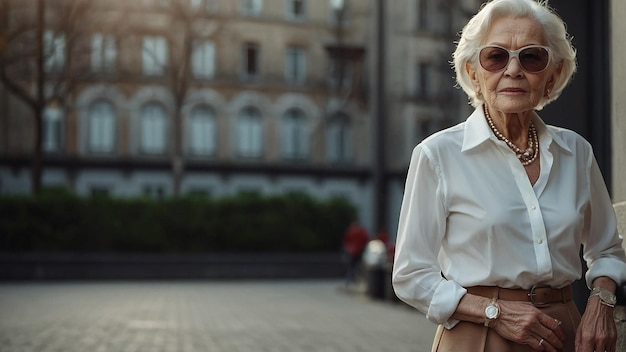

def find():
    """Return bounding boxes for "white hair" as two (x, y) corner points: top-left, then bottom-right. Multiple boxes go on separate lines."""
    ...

(453, 0), (577, 110)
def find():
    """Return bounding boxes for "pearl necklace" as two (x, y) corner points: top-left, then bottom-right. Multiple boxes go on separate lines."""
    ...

(484, 105), (539, 166)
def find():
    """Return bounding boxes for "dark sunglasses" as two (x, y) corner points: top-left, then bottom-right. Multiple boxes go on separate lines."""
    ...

(478, 45), (552, 73)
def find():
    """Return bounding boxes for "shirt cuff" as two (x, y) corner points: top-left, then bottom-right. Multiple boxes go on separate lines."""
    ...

(586, 256), (626, 288)
(426, 281), (467, 327)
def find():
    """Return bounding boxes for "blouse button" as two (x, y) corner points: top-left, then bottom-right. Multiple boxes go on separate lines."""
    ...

(537, 238), (544, 244)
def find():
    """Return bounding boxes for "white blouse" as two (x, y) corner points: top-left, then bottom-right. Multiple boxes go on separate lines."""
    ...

(392, 107), (626, 329)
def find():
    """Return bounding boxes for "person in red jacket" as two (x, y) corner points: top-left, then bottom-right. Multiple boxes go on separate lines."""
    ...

(342, 221), (370, 285)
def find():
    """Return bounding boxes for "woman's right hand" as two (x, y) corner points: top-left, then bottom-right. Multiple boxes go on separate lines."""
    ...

(491, 300), (565, 351)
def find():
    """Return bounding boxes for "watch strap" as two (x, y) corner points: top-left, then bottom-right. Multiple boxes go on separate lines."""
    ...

(589, 287), (616, 308)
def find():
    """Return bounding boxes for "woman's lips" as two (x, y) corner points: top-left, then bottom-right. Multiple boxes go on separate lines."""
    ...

(500, 88), (526, 93)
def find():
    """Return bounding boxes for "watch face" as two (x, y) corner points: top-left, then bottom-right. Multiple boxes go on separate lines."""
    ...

(599, 290), (617, 304)
(485, 305), (499, 319)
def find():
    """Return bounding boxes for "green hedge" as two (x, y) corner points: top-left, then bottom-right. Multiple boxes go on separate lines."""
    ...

(0, 191), (356, 253)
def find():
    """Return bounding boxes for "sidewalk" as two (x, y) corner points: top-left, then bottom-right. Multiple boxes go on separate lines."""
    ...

(0, 252), (345, 280)
(0, 279), (437, 352)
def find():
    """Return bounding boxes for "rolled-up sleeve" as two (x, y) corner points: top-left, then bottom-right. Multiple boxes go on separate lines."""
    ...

(392, 145), (466, 328)
(583, 153), (626, 287)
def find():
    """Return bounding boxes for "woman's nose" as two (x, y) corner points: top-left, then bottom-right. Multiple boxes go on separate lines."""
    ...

(504, 57), (524, 77)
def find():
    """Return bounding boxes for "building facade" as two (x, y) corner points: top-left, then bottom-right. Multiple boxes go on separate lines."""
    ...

(382, 0), (478, 236)
(0, 0), (374, 217)
(0, 0), (480, 234)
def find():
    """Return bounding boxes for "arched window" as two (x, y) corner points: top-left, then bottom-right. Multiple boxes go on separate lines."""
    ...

(189, 105), (216, 156)
(326, 112), (352, 162)
(43, 106), (63, 153)
(237, 106), (262, 158)
(282, 108), (309, 160)
(89, 100), (116, 154)
(140, 102), (167, 154)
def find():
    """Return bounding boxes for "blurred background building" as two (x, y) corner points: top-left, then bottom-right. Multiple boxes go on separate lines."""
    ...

(0, 0), (479, 235)
(0, 0), (621, 238)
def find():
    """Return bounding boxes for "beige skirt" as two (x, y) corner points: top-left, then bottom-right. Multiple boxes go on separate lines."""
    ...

(431, 297), (581, 351)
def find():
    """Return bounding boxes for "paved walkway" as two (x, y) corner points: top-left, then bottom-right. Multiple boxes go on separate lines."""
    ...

(0, 280), (437, 352)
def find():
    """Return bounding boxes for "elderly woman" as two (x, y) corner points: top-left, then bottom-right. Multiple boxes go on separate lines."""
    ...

(391, 0), (626, 351)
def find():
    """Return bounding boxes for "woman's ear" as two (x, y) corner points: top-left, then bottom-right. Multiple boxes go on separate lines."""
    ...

(549, 62), (563, 86)
(466, 62), (480, 92)
(555, 61), (563, 75)
(545, 62), (563, 96)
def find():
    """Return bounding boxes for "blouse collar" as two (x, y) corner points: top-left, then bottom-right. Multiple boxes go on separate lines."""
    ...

(461, 105), (573, 155)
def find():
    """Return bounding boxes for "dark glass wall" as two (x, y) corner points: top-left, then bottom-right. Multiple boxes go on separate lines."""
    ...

(542, 1), (611, 190)
(542, 1), (611, 313)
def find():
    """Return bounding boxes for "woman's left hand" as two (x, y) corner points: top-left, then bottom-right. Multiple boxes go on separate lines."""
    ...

(575, 295), (617, 352)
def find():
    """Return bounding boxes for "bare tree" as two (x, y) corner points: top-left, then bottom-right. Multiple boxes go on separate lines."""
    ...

(169, 1), (196, 197)
(0, 0), (96, 194)
(127, 0), (222, 196)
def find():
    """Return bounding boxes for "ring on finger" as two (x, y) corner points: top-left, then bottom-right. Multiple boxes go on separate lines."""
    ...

(538, 338), (544, 346)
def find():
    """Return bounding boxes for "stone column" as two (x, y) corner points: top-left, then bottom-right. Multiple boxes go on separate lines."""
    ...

(614, 202), (626, 349)
(611, 0), (626, 203)
(611, 1), (626, 345)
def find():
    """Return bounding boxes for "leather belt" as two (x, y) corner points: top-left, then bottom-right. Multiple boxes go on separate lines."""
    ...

(467, 285), (573, 307)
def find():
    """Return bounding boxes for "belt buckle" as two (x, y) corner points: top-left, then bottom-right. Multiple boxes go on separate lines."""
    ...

(528, 284), (552, 307)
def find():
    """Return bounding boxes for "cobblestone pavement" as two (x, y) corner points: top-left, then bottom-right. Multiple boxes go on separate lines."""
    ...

(0, 280), (437, 352)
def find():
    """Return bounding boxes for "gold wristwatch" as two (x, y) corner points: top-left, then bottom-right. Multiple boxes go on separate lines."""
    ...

(589, 287), (617, 308)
